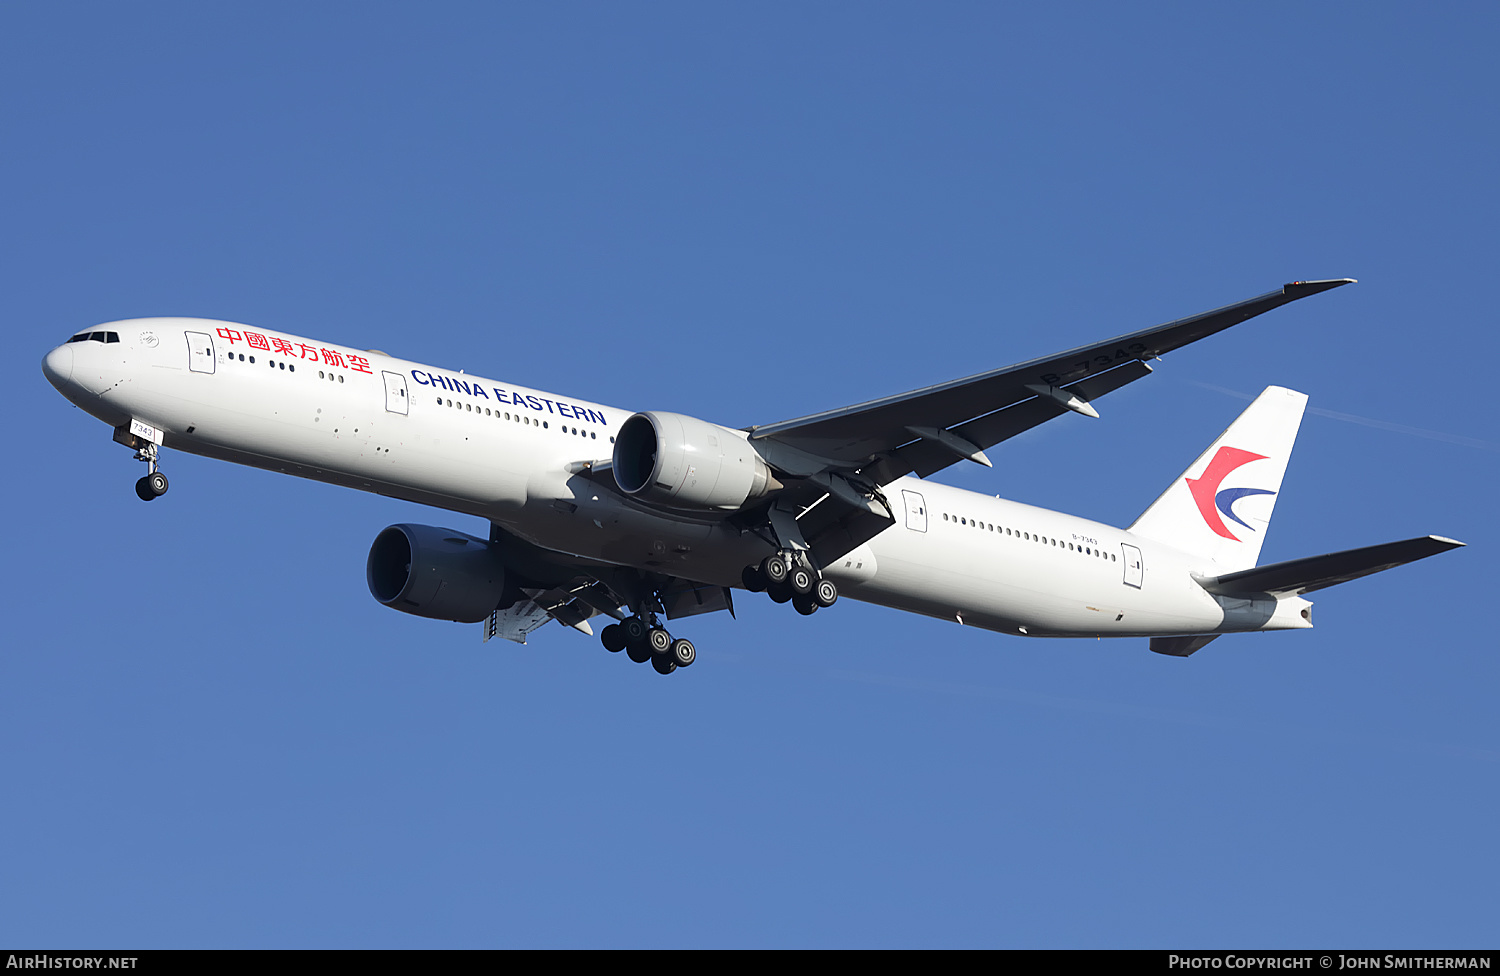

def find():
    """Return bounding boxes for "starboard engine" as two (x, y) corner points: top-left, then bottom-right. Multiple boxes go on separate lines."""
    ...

(366, 523), (506, 622)
(612, 411), (780, 510)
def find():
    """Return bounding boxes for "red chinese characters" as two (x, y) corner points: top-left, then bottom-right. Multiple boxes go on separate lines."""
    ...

(213, 327), (368, 375)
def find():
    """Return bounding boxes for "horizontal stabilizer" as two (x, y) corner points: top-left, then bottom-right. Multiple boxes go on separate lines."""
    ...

(1198, 535), (1465, 596)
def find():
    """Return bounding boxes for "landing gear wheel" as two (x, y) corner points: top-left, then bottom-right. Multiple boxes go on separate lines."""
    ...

(626, 642), (652, 664)
(651, 655), (677, 675)
(761, 554), (789, 586)
(793, 593), (819, 615)
(814, 578), (839, 608)
(789, 566), (814, 595)
(647, 627), (673, 656)
(135, 471), (168, 501)
(767, 582), (792, 604)
(621, 616), (649, 645)
(669, 638), (696, 667)
(601, 624), (625, 652)
(741, 565), (767, 592)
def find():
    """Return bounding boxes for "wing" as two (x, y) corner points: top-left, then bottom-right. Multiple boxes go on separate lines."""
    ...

(749, 279), (1355, 484)
(743, 279), (1355, 569)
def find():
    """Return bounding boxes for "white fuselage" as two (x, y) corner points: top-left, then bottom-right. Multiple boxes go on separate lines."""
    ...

(43, 318), (1311, 640)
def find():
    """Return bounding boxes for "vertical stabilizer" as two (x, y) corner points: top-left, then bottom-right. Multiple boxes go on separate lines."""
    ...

(1129, 386), (1307, 573)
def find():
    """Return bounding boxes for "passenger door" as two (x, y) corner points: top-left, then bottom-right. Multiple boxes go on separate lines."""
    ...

(1121, 543), (1143, 589)
(186, 332), (215, 374)
(382, 371), (409, 415)
(902, 489), (927, 532)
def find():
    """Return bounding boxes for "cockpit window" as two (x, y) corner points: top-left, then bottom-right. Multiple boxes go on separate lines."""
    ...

(65, 331), (120, 344)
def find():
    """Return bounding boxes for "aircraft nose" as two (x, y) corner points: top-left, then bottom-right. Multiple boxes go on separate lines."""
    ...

(42, 344), (74, 389)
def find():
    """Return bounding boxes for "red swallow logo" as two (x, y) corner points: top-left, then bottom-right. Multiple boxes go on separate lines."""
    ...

(1187, 447), (1275, 541)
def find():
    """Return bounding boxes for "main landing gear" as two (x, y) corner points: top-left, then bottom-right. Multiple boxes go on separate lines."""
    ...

(740, 552), (838, 616)
(599, 613), (696, 676)
(132, 442), (169, 502)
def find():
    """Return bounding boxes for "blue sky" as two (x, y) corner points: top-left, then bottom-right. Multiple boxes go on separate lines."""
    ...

(4, 2), (1496, 948)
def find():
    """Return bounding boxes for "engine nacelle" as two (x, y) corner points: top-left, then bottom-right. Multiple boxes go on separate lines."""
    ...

(366, 523), (506, 623)
(613, 411), (779, 510)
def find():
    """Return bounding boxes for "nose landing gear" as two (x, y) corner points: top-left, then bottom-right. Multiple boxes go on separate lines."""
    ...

(129, 439), (169, 502)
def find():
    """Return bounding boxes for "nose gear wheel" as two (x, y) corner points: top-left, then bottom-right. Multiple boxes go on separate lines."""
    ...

(125, 436), (169, 502)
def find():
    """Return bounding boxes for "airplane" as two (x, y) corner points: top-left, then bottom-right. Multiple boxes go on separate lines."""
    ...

(41, 279), (1463, 673)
